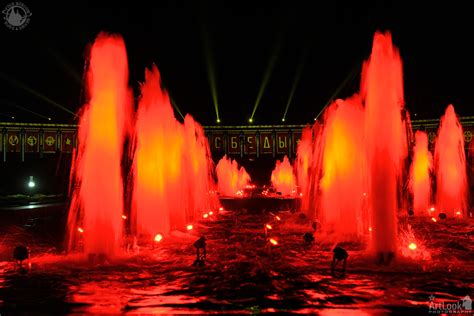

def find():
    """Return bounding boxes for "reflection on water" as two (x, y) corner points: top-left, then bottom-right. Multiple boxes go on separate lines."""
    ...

(0, 210), (473, 314)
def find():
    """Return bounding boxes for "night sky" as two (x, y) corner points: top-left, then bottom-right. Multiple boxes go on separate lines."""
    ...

(1, 1), (473, 125)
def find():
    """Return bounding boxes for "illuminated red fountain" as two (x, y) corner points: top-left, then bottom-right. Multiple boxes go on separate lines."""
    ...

(295, 126), (314, 212)
(296, 31), (409, 259)
(271, 155), (296, 196)
(66, 33), (132, 258)
(409, 131), (433, 216)
(434, 105), (467, 217)
(132, 66), (219, 238)
(215, 155), (251, 196)
(296, 123), (324, 220)
(362, 31), (408, 259)
(67, 33), (219, 255)
(319, 96), (368, 239)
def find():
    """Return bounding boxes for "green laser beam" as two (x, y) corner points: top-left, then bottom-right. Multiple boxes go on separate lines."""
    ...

(201, 26), (219, 121)
(0, 72), (76, 116)
(314, 63), (360, 121)
(282, 54), (306, 121)
(47, 47), (82, 85)
(1, 99), (51, 120)
(250, 43), (281, 121)
(31, 36), (83, 85)
(169, 96), (185, 120)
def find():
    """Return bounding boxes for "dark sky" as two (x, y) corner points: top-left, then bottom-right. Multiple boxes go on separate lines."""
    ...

(1, 1), (473, 125)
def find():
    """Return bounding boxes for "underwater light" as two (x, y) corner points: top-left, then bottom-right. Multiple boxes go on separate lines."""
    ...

(154, 234), (163, 242)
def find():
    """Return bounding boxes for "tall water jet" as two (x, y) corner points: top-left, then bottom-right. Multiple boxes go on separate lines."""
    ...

(182, 115), (221, 221)
(319, 96), (368, 239)
(362, 31), (408, 261)
(66, 33), (132, 257)
(296, 123), (323, 219)
(271, 155), (296, 196)
(132, 66), (218, 237)
(409, 131), (433, 216)
(215, 155), (250, 196)
(296, 126), (313, 210)
(434, 105), (467, 217)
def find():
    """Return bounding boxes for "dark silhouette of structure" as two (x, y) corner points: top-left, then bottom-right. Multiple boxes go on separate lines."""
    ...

(331, 246), (348, 276)
(303, 232), (314, 244)
(13, 245), (29, 274)
(376, 251), (395, 266)
(193, 236), (207, 266)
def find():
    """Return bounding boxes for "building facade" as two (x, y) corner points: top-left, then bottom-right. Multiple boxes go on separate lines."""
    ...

(1, 117), (474, 161)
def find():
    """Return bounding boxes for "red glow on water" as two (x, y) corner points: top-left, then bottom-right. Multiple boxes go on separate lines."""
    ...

(363, 31), (407, 255)
(409, 131), (433, 216)
(271, 156), (297, 195)
(434, 105), (467, 217)
(399, 225), (431, 260)
(66, 33), (131, 257)
(186, 224), (193, 230)
(154, 234), (163, 242)
(269, 238), (278, 245)
(216, 155), (250, 196)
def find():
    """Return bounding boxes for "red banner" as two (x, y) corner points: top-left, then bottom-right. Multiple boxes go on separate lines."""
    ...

(7, 130), (20, 152)
(43, 131), (57, 153)
(228, 134), (240, 154)
(260, 133), (273, 154)
(244, 134), (256, 154)
(62, 132), (75, 153)
(25, 130), (39, 152)
(211, 133), (224, 152)
(276, 133), (289, 154)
